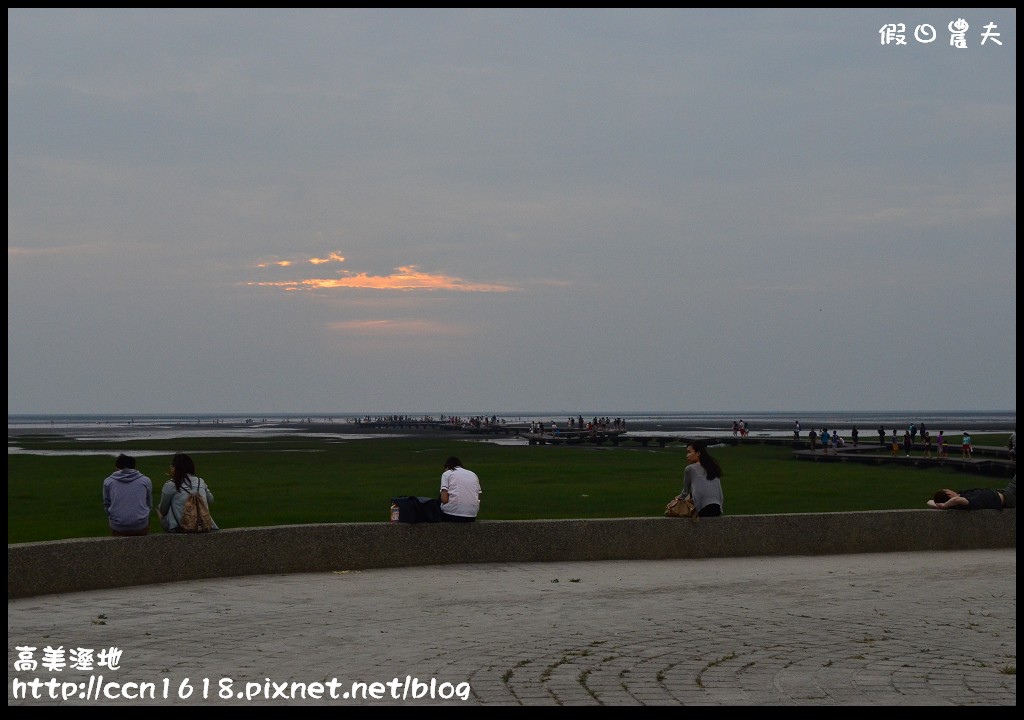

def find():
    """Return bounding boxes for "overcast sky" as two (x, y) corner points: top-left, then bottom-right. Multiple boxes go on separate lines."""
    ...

(7, 9), (1017, 416)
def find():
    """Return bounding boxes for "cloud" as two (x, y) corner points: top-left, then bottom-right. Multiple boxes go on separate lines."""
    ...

(255, 252), (344, 269)
(327, 319), (468, 336)
(8, 244), (106, 259)
(248, 265), (518, 292)
(309, 252), (346, 265)
(9, 246), (65, 258)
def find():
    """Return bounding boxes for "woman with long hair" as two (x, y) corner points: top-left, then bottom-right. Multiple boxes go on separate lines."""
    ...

(677, 440), (724, 517)
(157, 452), (219, 532)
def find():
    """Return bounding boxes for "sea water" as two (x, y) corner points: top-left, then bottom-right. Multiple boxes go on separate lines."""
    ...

(8, 410), (1014, 455)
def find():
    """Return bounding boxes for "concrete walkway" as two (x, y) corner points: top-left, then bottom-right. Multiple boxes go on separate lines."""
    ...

(7, 549), (1015, 706)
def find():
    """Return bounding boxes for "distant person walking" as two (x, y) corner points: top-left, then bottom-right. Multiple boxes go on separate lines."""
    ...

(903, 430), (913, 457)
(808, 429), (818, 452)
(961, 432), (973, 459)
(851, 426), (859, 447)
(922, 431), (933, 458)
(878, 425), (886, 446)
(102, 454), (152, 536)
(936, 430), (947, 459)
(794, 420), (801, 442)
(821, 429), (831, 455)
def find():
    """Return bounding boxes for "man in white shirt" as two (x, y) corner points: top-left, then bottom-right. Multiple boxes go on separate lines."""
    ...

(440, 456), (482, 522)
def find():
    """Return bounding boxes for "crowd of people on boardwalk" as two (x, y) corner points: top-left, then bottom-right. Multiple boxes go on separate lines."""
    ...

(795, 419), (1003, 463)
(529, 416), (627, 434)
(804, 426), (851, 455)
(447, 415), (503, 430)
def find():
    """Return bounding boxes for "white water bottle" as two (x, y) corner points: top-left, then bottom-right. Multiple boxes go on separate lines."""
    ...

(390, 502), (400, 524)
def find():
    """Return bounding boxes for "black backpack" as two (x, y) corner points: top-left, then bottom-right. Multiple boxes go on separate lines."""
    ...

(390, 496), (442, 523)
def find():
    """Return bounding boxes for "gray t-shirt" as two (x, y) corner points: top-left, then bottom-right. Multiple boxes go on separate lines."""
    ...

(681, 463), (724, 514)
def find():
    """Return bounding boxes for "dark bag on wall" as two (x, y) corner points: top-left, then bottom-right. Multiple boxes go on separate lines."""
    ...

(391, 496), (443, 523)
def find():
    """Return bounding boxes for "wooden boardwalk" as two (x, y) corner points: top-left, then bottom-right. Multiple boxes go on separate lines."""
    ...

(523, 429), (627, 445)
(791, 444), (1015, 478)
(523, 432), (1015, 478)
(348, 422), (1014, 478)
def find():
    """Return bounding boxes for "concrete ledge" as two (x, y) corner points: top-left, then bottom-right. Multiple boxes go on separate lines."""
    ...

(8, 510), (1015, 599)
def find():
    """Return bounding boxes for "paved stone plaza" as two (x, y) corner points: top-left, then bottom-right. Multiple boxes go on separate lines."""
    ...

(7, 549), (1016, 706)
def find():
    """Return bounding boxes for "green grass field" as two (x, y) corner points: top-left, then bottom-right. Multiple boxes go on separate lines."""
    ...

(7, 433), (1013, 544)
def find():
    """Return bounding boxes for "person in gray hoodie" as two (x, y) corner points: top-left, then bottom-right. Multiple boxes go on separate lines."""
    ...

(102, 454), (153, 535)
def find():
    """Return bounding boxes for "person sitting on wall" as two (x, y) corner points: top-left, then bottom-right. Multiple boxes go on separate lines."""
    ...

(439, 456), (482, 522)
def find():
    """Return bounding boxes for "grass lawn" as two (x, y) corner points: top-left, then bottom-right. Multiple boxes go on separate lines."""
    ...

(7, 433), (1013, 544)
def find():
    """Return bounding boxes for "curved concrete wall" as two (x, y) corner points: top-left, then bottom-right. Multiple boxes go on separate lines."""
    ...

(7, 510), (1015, 599)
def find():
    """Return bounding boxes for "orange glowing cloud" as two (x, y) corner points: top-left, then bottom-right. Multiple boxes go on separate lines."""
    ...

(255, 251), (345, 269)
(309, 252), (346, 265)
(249, 265), (517, 292)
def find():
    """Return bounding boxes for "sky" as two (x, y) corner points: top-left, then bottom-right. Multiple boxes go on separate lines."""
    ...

(7, 9), (1017, 416)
